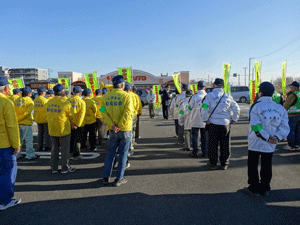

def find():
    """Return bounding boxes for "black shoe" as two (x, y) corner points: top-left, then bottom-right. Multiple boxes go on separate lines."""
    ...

(243, 187), (260, 196)
(207, 162), (218, 170)
(190, 153), (198, 158)
(102, 177), (109, 185)
(44, 147), (51, 151)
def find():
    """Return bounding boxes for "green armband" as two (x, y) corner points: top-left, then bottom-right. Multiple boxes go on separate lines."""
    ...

(179, 110), (184, 115)
(176, 104), (178, 108)
(188, 106), (192, 110)
(201, 103), (208, 110)
(251, 124), (262, 132)
(100, 106), (106, 113)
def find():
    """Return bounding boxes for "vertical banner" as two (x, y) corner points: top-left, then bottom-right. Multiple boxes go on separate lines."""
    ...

(153, 85), (161, 108)
(118, 68), (132, 84)
(254, 61), (261, 94)
(173, 73), (181, 94)
(282, 61), (287, 100)
(227, 83), (231, 94)
(190, 84), (197, 94)
(85, 72), (99, 98)
(8, 78), (24, 95)
(58, 78), (70, 91)
(249, 80), (256, 104)
(223, 63), (231, 93)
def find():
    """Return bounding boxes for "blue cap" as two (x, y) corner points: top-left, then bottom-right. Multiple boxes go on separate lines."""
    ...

(22, 86), (32, 94)
(37, 87), (46, 94)
(53, 84), (65, 93)
(65, 91), (69, 95)
(13, 89), (21, 94)
(47, 89), (54, 95)
(124, 82), (131, 91)
(186, 90), (193, 96)
(82, 88), (92, 96)
(112, 75), (125, 84)
(95, 89), (102, 95)
(197, 81), (206, 87)
(213, 78), (224, 86)
(289, 81), (300, 88)
(73, 86), (82, 93)
(0, 76), (9, 87)
(182, 83), (189, 90)
(259, 82), (275, 96)
(102, 87), (108, 94)
(132, 85), (137, 91)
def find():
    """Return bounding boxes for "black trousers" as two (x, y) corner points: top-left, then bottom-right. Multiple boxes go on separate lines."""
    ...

(162, 103), (169, 119)
(174, 119), (179, 136)
(207, 124), (231, 166)
(191, 127), (207, 156)
(82, 122), (97, 150)
(70, 126), (84, 157)
(248, 150), (273, 192)
(37, 123), (51, 151)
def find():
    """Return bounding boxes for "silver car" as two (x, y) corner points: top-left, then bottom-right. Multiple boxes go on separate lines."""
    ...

(230, 86), (249, 103)
(137, 89), (149, 107)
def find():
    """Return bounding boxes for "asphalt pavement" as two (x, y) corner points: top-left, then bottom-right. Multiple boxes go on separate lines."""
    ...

(1, 103), (300, 225)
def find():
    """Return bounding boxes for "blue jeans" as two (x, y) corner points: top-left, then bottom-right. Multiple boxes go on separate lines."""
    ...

(16, 125), (36, 159)
(103, 131), (131, 179)
(0, 147), (17, 205)
(192, 127), (208, 156)
(287, 115), (300, 147)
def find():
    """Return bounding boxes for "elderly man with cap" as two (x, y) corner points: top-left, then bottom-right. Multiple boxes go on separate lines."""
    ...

(101, 75), (133, 187)
(81, 88), (97, 151)
(93, 88), (107, 146)
(34, 87), (51, 152)
(245, 82), (289, 196)
(178, 90), (193, 151)
(283, 81), (300, 150)
(175, 83), (189, 145)
(147, 88), (156, 119)
(45, 84), (75, 174)
(159, 84), (171, 120)
(46, 89), (54, 99)
(102, 87), (108, 95)
(15, 86), (39, 160)
(0, 76), (21, 210)
(8, 89), (22, 103)
(202, 78), (240, 170)
(189, 81), (207, 158)
(69, 86), (86, 160)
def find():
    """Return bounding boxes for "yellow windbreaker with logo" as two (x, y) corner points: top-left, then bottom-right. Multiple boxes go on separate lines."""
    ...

(93, 96), (103, 119)
(0, 94), (20, 149)
(101, 88), (133, 131)
(14, 96), (34, 125)
(8, 94), (20, 104)
(128, 92), (138, 116)
(45, 97), (73, 137)
(82, 97), (97, 125)
(34, 96), (49, 124)
(46, 96), (53, 100)
(68, 95), (86, 127)
(133, 92), (142, 115)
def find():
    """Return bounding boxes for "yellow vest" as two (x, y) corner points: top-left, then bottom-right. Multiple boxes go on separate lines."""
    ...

(82, 97), (97, 125)
(14, 96), (34, 125)
(68, 95), (86, 127)
(45, 96), (73, 137)
(34, 96), (49, 124)
(101, 88), (133, 131)
(8, 94), (20, 104)
(93, 95), (103, 119)
(0, 93), (20, 149)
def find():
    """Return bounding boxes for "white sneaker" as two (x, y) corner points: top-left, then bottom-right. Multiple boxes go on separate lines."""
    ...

(125, 163), (131, 169)
(71, 155), (83, 161)
(61, 167), (76, 174)
(283, 145), (298, 151)
(0, 199), (21, 210)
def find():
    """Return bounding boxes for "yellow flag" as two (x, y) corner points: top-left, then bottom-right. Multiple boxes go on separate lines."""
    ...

(254, 61), (261, 94)
(153, 85), (161, 108)
(173, 73), (181, 94)
(223, 64), (231, 93)
(85, 72), (99, 97)
(282, 62), (287, 100)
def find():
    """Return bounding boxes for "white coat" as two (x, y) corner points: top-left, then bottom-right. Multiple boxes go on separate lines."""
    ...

(188, 90), (207, 128)
(169, 95), (178, 118)
(178, 97), (192, 130)
(248, 96), (290, 153)
(174, 91), (186, 120)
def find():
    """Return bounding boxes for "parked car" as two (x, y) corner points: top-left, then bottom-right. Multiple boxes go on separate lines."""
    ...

(230, 86), (249, 103)
(137, 89), (149, 107)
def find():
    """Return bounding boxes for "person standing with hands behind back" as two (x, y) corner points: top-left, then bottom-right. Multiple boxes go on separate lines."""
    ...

(147, 88), (156, 119)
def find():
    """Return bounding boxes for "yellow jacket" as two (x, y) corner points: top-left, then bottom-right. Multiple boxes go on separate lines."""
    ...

(46, 97), (53, 100)
(134, 92), (142, 115)
(14, 96), (34, 125)
(101, 88), (133, 131)
(82, 97), (97, 125)
(8, 94), (20, 104)
(45, 97), (73, 137)
(0, 94), (20, 149)
(128, 92), (138, 116)
(34, 96), (49, 124)
(69, 95), (86, 127)
(93, 96), (103, 119)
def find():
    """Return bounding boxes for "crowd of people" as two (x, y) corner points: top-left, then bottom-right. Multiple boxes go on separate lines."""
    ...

(0, 74), (297, 210)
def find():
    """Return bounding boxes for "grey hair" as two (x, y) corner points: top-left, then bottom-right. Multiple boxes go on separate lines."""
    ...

(54, 91), (64, 96)
(113, 82), (124, 89)
(0, 86), (6, 92)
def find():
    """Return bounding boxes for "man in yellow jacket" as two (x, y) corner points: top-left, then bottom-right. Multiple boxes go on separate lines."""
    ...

(82, 88), (97, 151)
(8, 89), (21, 103)
(45, 84), (75, 174)
(46, 89), (54, 99)
(101, 75), (133, 187)
(0, 77), (21, 210)
(93, 89), (107, 146)
(69, 86), (86, 160)
(15, 87), (39, 160)
(34, 87), (51, 152)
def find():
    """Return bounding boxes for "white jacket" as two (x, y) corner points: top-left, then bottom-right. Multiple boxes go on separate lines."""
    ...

(174, 91), (186, 119)
(178, 97), (192, 130)
(169, 95), (178, 118)
(202, 88), (240, 125)
(248, 96), (290, 153)
(189, 90), (207, 128)
(146, 93), (156, 103)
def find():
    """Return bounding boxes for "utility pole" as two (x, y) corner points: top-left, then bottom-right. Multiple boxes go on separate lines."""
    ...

(249, 58), (251, 85)
(243, 67), (247, 86)
(48, 68), (53, 80)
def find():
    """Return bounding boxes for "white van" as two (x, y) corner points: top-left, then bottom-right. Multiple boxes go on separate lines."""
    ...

(230, 86), (249, 103)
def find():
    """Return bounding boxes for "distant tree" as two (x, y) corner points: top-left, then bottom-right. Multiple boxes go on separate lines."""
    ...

(272, 76), (299, 93)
